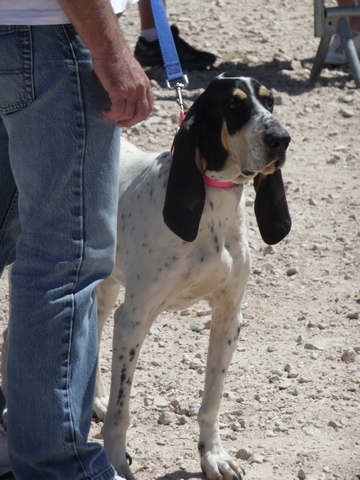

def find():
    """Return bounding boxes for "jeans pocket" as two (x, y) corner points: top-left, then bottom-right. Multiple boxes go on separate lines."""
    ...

(0, 26), (34, 113)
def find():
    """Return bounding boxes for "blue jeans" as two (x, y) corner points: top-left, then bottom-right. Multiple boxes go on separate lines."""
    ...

(0, 25), (120, 480)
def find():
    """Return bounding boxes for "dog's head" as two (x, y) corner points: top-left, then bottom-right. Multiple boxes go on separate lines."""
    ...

(163, 74), (291, 244)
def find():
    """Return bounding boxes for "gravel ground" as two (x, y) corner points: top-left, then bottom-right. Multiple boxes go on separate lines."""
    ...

(1, 1), (360, 479)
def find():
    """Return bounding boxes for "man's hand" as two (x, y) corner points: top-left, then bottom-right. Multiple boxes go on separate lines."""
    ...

(59, 0), (154, 128)
(93, 46), (154, 128)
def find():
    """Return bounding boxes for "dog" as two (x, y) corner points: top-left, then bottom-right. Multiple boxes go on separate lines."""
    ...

(1, 74), (291, 480)
(92, 74), (292, 480)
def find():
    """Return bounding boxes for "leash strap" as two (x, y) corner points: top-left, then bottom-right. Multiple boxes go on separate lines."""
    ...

(149, 0), (187, 86)
(149, 0), (188, 116)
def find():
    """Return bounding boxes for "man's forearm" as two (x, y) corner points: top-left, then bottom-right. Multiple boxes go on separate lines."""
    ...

(58, 0), (128, 58)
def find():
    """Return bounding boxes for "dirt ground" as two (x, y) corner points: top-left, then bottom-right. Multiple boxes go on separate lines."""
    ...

(0, 0), (360, 479)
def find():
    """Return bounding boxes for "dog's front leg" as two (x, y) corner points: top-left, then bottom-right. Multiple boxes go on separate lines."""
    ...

(103, 302), (153, 480)
(93, 276), (121, 421)
(198, 302), (245, 480)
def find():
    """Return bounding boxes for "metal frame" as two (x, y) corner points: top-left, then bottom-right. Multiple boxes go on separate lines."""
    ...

(311, 0), (360, 87)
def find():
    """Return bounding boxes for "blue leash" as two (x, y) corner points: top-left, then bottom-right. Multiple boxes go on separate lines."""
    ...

(149, 0), (188, 115)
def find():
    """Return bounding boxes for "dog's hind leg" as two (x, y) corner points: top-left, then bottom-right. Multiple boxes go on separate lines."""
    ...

(93, 276), (121, 421)
(102, 298), (156, 480)
(0, 265), (12, 424)
(198, 300), (246, 480)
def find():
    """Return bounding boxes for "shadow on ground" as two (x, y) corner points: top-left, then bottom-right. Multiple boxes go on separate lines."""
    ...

(155, 471), (205, 480)
(145, 57), (353, 100)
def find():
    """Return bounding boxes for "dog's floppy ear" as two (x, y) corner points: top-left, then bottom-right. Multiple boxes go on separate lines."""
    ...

(163, 113), (206, 242)
(253, 170), (291, 245)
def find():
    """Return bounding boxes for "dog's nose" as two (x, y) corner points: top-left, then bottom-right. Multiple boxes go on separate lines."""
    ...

(264, 124), (291, 152)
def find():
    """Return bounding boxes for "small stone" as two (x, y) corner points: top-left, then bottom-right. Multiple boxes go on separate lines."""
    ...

(308, 197), (317, 206)
(249, 453), (264, 464)
(289, 386), (305, 398)
(236, 448), (252, 460)
(341, 348), (357, 363)
(340, 107), (354, 117)
(304, 342), (323, 351)
(190, 358), (205, 370)
(196, 309), (211, 317)
(347, 311), (359, 319)
(158, 411), (173, 425)
(287, 267), (298, 276)
(190, 321), (206, 332)
(298, 377), (311, 384)
(341, 94), (354, 103)
(302, 425), (317, 437)
(297, 468), (306, 479)
(181, 354), (191, 364)
(153, 396), (169, 408)
(328, 420), (343, 429)
(177, 415), (188, 424)
(278, 379), (292, 390)
(189, 403), (200, 417)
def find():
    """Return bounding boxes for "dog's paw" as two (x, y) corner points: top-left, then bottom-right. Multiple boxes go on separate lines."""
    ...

(198, 442), (245, 480)
(115, 463), (136, 480)
(92, 395), (108, 421)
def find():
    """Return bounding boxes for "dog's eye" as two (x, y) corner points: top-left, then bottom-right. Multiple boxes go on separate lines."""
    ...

(267, 95), (274, 109)
(229, 100), (240, 110)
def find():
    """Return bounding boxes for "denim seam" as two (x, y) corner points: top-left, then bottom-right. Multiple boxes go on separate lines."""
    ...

(61, 24), (90, 479)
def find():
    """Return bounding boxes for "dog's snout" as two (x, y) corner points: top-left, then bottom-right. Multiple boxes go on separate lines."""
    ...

(264, 125), (291, 152)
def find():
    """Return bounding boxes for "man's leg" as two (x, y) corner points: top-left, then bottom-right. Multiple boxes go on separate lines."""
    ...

(1, 24), (119, 480)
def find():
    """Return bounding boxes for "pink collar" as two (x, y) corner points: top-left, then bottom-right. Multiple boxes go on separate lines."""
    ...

(204, 175), (235, 188)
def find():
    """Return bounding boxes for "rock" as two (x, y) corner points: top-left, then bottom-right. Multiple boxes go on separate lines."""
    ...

(278, 379), (292, 390)
(286, 266), (298, 276)
(153, 396), (169, 408)
(236, 448), (252, 460)
(181, 354), (191, 364)
(177, 415), (188, 424)
(341, 347), (357, 363)
(340, 94), (354, 103)
(302, 425), (317, 436)
(347, 311), (359, 319)
(297, 468), (306, 479)
(304, 342), (323, 351)
(190, 320), (206, 332)
(158, 411), (173, 425)
(340, 107), (354, 117)
(188, 404), (200, 417)
(190, 358), (205, 370)
(328, 420), (343, 429)
(289, 386), (305, 398)
(249, 453), (264, 464)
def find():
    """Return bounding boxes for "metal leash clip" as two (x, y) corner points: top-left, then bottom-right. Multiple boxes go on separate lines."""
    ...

(166, 75), (189, 117)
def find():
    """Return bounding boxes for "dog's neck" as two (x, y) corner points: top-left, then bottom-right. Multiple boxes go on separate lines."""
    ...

(204, 175), (235, 188)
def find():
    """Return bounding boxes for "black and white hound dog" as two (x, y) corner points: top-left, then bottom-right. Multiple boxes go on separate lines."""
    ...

(94, 74), (292, 480)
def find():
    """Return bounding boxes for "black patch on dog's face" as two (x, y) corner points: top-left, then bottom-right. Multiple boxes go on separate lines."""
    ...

(195, 76), (274, 172)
